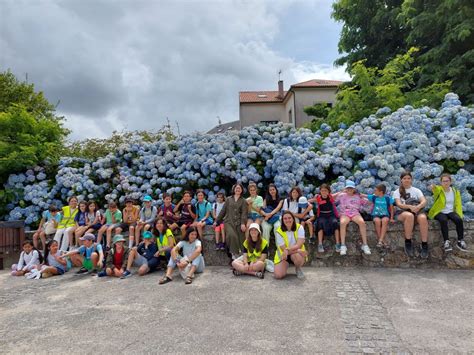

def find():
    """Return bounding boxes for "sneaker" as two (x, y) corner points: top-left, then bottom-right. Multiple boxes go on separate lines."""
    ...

(340, 244), (347, 256)
(255, 271), (264, 279)
(361, 244), (371, 255)
(404, 242), (414, 258)
(220, 243), (226, 251)
(215, 243), (220, 251)
(420, 246), (429, 259)
(34, 270), (42, 279)
(121, 270), (132, 279)
(376, 241), (384, 249)
(335, 243), (341, 253)
(25, 271), (37, 279)
(97, 270), (107, 278)
(443, 240), (453, 252)
(89, 269), (98, 275)
(457, 240), (468, 251)
(317, 244), (324, 253)
(76, 267), (89, 274)
(309, 236), (317, 245)
(295, 268), (305, 279)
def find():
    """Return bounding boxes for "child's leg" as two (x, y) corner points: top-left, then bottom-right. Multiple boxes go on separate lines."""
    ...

(39, 231), (46, 251)
(249, 261), (265, 273)
(135, 224), (142, 245)
(187, 265), (197, 278)
(221, 224), (226, 243)
(335, 229), (340, 244)
(113, 268), (124, 277)
(67, 227), (76, 248)
(97, 225), (107, 244)
(274, 261), (289, 279)
(33, 231), (40, 249)
(106, 267), (114, 276)
(380, 217), (390, 242)
(196, 222), (203, 238)
(232, 258), (248, 273)
(91, 252), (99, 268)
(307, 220), (314, 238)
(129, 226), (135, 245)
(106, 225), (115, 247)
(126, 248), (137, 270)
(138, 264), (150, 276)
(353, 215), (368, 244)
(373, 217), (382, 240)
(215, 228), (221, 244)
(339, 216), (350, 245)
(318, 230), (324, 245)
(180, 224), (187, 239)
(70, 254), (83, 267)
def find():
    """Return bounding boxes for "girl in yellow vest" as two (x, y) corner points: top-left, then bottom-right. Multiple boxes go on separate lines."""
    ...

(274, 211), (307, 279)
(153, 218), (176, 263)
(54, 196), (79, 252)
(231, 223), (267, 279)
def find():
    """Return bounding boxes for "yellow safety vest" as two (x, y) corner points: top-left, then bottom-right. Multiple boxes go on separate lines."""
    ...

(243, 238), (268, 263)
(58, 206), (78, 229)
(274, 223), (307, 264)
(156, 229), (175, 256)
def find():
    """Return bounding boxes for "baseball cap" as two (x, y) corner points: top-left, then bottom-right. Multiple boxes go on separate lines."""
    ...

(298, 196), (309, 208)
(248, 223), (261, 234)
(143, 195), (152, 202)
(345, 180), (356, 189)
(80, 233), (95, 241)
(142, 231), (153, 239)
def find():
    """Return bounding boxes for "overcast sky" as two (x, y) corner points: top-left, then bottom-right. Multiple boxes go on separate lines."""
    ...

(0, 0), (349, 140)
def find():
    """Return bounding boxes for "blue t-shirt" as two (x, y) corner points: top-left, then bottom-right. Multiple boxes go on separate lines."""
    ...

(368, 194), (394, 217)
(42, 211), (62, 223)
(77, 244), (103, 259)
(74, 211), (88, 226)
(195, 200), (212, 220)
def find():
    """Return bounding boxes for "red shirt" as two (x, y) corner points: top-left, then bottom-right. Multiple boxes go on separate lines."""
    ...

(113, 249), (124, 269)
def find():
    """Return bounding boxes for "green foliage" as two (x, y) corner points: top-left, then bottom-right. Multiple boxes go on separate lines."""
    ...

(307, 48), (451, 131)
(303, 103), (332, 119)
(64, 130), (176, 160)
(332, 0), (474, 103)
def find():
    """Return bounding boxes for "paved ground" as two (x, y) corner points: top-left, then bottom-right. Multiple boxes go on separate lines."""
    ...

(0, 266), (473, 354)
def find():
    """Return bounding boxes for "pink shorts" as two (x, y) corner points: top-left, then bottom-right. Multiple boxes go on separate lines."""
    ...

(214, 223), (224, 232)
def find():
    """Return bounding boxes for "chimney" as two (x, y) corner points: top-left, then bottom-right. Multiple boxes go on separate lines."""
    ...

(278, 80), (284, 98)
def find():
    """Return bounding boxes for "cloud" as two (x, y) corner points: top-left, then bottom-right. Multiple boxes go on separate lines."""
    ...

(0, 0), (345, 139)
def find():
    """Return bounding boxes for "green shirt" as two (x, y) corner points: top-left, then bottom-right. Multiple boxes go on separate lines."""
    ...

(105, 209), (123, 224)
(247, 195), (263, 213)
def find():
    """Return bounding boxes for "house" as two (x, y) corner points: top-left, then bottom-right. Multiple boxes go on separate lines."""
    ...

(239, 79), (343, 128)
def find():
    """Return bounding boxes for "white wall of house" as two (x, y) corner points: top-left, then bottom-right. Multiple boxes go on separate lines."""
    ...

(284, 94), (296, 127)
(293, 87), (338, 127)
(239, 103), (285, 128)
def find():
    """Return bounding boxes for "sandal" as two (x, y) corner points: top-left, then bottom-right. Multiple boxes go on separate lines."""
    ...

(159, 276), (173, 285)
(185, 276), (193, 284)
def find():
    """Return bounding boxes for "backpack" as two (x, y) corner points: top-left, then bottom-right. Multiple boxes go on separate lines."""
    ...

(370, 195), (392, 215)
(286, 198), (303, 214)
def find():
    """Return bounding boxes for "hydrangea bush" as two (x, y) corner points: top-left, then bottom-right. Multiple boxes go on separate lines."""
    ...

(3, 93), (474, 226)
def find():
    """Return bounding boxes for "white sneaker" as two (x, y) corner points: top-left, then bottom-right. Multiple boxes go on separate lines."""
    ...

(295, 268), (305, 279)
(361, 244), (372, 255)
(25, 271), (36, 279)
(34, 270), (42, 279)
(340, 245), (347, 256)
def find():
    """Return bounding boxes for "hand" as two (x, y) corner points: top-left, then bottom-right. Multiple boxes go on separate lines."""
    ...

(187, 204), (192, 212)
(411, 206), (420, 214)
(166, 211), (172, 216)
(264, 215), (270, 221)
(213, 222), (217, 227)
(154, 251), (160, 257)
(298, 249), (308, 258)
(282, 249), (288, 261)
(158, 210), (163, 216)
(240, 224), (246, 233)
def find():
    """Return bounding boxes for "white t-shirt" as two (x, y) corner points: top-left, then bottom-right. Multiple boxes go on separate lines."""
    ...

(177, 239), (202, 257)
(276, 225), (305, 247)
(282, 199), (314, 221)
(441, 188), (455, 214)
(392, 187), (424, 206)
(213, 202), (225, 218)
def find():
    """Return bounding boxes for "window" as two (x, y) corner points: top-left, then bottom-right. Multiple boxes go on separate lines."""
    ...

(260, 120), (278, 126)
(288, 109), (293, 123)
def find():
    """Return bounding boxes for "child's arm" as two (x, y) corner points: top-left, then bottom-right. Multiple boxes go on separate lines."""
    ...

(216, 200), (227, 224)
(55, 253), (67, 267)
(60, 249), (80, 258)
(17, 252), (25, 271)
(186, 244), (202, 263)
(25, 250), (40, 270)
(188, 205), (197, 220)
(173, 200), (183, 213)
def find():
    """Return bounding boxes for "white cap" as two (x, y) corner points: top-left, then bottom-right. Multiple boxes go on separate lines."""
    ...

(248, 223), (261, 234)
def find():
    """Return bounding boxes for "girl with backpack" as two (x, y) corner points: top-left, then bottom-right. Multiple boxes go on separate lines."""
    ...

(310, 184), (340, 253)
(366, 184), (395, 249)
(192, 189), (213, 238)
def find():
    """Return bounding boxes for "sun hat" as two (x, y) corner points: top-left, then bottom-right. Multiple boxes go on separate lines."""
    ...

(80, 233), (95, 241)
(248, 223), (261, 234)
(345, 180), (356, 189)
(298, 196), (309, 209)
(143, 195), (152, 202)
(142, 231), (153, 239)
(113, 235), (126, 244)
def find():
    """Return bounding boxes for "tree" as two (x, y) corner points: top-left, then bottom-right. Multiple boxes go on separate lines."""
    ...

(303, 103), (332, 120)
(307, 48), (451, 131)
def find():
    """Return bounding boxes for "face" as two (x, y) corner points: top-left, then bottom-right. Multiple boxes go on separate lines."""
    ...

(79, 203), (87, 212)
(249, 228), (259, 241)
(441, 176), (451, 188)
(125, 201), (133, 208)
(374, 188), (384, 197)
(164, 196), (172, 205)
(110, 207), (117, 213)
(269, 186), (277, 197)
(88, 203), (96, 212)
(144, 201), (152, 207)
(217, 195), (224, 202)
(197, 192), (204, 201)
(83, 239), (93, 247)
(234, 185), (242, 195)
(183, 193), (191, 203)
(320, 188), (329, 198)
(188, 231), (198, 242)
(116, 241), (124, 249)
(23, 243), (33, 253)
(401, 175), (412, 188)
(50, 242), (58, 254)
(249, 186), (257, 196)
(156, 220), (164, 231)
(51, 211), (58, 216)
(346, 187), (355, 195)
(291, 190), (299, 200)
(69, 198), (78, 208)
(282, 214), (294, 227)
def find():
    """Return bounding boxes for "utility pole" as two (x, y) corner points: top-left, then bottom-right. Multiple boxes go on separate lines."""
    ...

(175, 121), (181, 137)
(217, 115), (222, 125)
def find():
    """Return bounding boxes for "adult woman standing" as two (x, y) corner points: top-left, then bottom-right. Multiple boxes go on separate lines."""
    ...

(274, 211), (307, 279)
(215, 183), (248, 260)
(260, 184), (283, 243)
(393, 171), (429, 258)
(429, 174), (467, 251)
(54, 196), (79, 252)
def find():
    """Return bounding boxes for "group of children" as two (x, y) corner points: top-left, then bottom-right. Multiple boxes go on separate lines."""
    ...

(13, 172), (468, 282)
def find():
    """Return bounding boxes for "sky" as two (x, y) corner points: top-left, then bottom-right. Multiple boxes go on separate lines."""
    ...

(0, 0), (349, 140)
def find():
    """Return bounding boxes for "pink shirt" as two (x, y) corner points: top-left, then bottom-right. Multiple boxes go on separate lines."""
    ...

(336, 193), (364, 218)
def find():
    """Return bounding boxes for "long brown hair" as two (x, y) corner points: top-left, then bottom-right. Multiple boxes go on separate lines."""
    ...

(399, 171), (412, 200)
(288, 187), (302, 202)
(246, 226), (262, 253)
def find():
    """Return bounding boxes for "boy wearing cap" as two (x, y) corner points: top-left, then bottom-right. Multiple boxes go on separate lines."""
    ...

(100, 235), (130, 277)
(116, 197), (140, 248)
(60, 233), (104, 274)
(97, 201), (123, 250)
(135, 195), (158, 246)
(122, 231), (160, 278)
(297, 196), (315, 242)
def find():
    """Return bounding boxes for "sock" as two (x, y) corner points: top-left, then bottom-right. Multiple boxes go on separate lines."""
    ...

(422, 242), (428, 249)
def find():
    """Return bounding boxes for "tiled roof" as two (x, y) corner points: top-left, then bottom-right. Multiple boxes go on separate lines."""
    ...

(207, 120), (240, 134)
(291, 79), (343, 88)
(239, 91), (287, 103)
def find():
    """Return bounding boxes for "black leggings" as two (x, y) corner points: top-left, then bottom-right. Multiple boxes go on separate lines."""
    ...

(434, 212), (464, 241)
